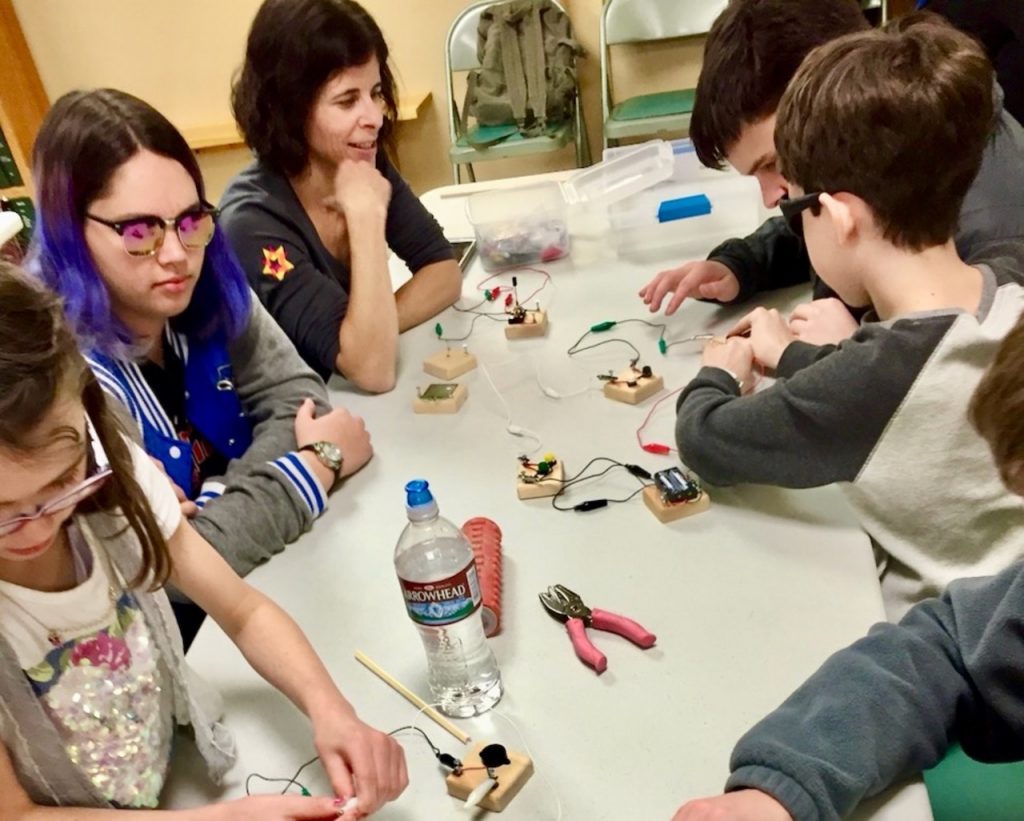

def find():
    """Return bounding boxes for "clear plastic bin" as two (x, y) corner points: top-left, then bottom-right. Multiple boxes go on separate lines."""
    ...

(609, 175), (762, 261)
(561, 141), (674, 207)
(467, 181), (570, 272)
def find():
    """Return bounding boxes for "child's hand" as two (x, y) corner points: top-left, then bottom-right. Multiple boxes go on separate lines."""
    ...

(727, 307), (796, 370)
(639, 260), (740, 315)
(789, 298), (859, 346)
(210, 793), (345, 820)
(311, 710), (408, 817)
(672, 789), (793, 820)
(701, 337), (754, 394)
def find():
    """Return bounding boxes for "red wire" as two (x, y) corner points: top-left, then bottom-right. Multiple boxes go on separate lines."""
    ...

(635, 360), (766, 455)
(476, 266), (552, 307)
(636, 385), (684, 455)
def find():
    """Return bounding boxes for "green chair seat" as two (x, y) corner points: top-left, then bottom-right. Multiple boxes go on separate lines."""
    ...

(451, 122), (573, 166)
(611, 88), (695, 122)
(924, 742), (1024, 821)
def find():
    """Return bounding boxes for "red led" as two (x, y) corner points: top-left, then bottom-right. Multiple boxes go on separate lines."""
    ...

(641, 443), (672, 455)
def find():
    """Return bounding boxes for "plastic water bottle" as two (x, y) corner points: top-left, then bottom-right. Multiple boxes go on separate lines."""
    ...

(394, 480), (503, 717)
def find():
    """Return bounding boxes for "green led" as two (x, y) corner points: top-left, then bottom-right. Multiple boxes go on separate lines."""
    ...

(300, 787), (311, 796)
(435, 322), (443, 338)
(658, 338), (667, 354)
(590, 320), (616, 332)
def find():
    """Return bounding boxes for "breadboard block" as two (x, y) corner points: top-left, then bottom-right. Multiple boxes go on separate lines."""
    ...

(424, 348), (477, 379)
(446, 745), (534, 812)
(505, 310), (548, 339)
(603, 370), (664, 405)
(517, 460), (565, 500)
(643, 485), (711, 523)
(413, 383), (468, 414)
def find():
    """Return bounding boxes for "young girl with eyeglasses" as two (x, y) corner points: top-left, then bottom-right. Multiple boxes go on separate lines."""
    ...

(0, 264), (406, 818)
(27, 89), (373, 644)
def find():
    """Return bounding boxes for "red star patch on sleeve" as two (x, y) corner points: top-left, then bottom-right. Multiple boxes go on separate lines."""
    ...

(261, 245), (295, 280)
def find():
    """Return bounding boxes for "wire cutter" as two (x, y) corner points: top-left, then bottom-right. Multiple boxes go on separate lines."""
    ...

(538, 584), (656, 674)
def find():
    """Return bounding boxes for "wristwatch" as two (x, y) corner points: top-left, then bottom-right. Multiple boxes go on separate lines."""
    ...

(299, 441), (344, 480)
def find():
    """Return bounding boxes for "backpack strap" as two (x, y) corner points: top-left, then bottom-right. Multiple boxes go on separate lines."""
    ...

(498, 3), (529, 125)
(522, 0), (549, 130)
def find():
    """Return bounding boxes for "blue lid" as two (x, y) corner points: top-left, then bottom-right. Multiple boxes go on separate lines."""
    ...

(405, 479), (434, 507)
(658, 194), (712, 224)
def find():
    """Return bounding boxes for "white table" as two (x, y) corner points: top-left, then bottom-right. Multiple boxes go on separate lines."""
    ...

(163, 177), (932, 820)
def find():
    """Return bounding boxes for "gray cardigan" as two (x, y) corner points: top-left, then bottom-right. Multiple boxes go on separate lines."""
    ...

(0, 512), (235, 808)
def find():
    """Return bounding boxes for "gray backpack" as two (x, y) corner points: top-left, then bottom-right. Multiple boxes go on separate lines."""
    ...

(462, 0), (582, 146)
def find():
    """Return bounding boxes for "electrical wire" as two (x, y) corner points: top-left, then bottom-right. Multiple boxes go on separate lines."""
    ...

(636, 386), (685, 455)
(476, 266), (552, 307)
(566, 318), (670, 369)
(548, 456), (652, 512)
(478, 359), (543, 453)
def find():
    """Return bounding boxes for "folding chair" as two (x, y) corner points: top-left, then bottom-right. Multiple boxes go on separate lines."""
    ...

(445, 0), (591, 184)
(600, 0), (727, 149)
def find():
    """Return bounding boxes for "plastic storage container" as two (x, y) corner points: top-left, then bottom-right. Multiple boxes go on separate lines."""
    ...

(600, 138), (764, 260)
(467, 181), (570, 271)
(561, 140), (674, 207)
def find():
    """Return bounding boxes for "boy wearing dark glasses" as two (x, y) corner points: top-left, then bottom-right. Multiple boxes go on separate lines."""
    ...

(638, 0), (1024, 345)
(675, 21), (1024, 625)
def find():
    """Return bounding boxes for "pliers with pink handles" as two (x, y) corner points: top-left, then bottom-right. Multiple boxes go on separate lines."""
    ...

(538, 584), (657, 674)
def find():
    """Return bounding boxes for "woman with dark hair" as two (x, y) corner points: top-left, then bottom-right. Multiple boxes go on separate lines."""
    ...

(28, 89), (373, 643)
(221, 0), (461, 392)
(0, 263), (406, 817)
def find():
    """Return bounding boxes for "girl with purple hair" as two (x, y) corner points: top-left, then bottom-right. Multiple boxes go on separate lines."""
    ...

(28, 89), (373, 645)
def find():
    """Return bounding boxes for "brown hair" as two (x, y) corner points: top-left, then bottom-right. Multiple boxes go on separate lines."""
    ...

(232, 0), (398, 177)
(774, 15), (995, 251)
(690, 0), (869, 170)
(971, 314), (1024, 490)
(0, 262), (172, 589)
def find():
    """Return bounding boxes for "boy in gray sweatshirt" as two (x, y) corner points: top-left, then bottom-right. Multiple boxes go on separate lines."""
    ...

(676, 18), (1024, 621)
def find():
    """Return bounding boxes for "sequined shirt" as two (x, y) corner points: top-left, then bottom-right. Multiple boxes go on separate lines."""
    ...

(0, 446), (183, 807)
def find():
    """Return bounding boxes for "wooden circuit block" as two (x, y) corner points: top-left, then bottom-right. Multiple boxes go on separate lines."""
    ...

(603, 369), (664, 405)
(516, 460), (564, 500)
(505, 310), (548, 339)
(643, 485), (711, 523)
(424, 347), (477, 379)
(413, 383), (468, 414)
(446, 745), (534, 812)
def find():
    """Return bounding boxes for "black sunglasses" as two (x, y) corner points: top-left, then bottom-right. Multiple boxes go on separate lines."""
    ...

(779, 192), (824, 239)
(86, 203), (219, 257)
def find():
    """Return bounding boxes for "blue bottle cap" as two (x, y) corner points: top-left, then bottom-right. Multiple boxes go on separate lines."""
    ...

(405, 479), (434, 507)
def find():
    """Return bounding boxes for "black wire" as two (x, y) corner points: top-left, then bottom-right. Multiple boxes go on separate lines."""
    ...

(245, 726), (451, 797)
(567, 336), (642, 362)
(435, 299), (510, 343)
(615, 318), (667, 336)
(246, 754), (320, 796)
(566, 319), (668, 365)
(549, 457), (651, 511)
(388, 725), (441, 757)
(551, 481), (649, 511)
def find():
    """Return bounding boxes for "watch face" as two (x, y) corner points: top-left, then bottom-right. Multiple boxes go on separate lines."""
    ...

(318, 441), (343, 466)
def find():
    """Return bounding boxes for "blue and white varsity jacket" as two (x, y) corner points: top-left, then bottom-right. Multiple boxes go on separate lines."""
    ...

(85, 298), (332, 576)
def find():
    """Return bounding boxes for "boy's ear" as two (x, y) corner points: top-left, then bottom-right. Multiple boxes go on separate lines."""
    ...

(819, 192), (858, 246)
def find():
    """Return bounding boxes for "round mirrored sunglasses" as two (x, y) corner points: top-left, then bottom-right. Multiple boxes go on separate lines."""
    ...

(86, 204), (218, 257)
